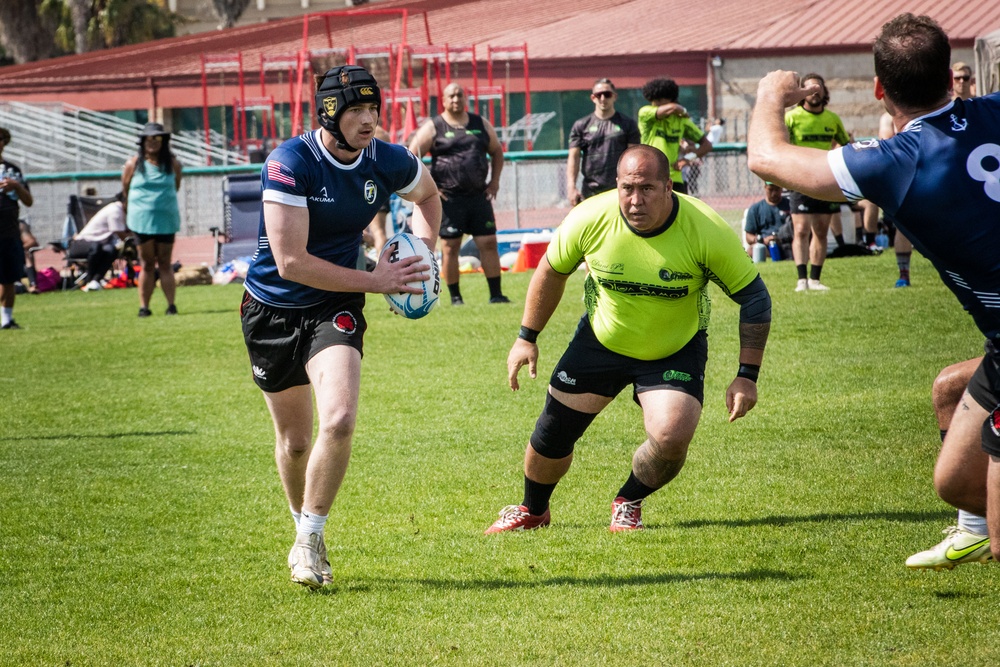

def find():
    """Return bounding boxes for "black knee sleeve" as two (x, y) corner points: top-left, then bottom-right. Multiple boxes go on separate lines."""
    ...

(529, 393), (597, 459)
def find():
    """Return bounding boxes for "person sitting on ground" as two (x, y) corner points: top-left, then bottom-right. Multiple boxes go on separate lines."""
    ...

(744, 180), (792, 260)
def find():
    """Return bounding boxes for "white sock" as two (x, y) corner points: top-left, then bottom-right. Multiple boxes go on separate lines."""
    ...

(958, 510), (988, 535)
(290, 506), (301, 529)
(1, 307), (11, 326)
(298, 510), (328, 539)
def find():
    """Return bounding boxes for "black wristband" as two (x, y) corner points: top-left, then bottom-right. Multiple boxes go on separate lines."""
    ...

(737, 363), (760, 383)
(518, 325), (539, 344)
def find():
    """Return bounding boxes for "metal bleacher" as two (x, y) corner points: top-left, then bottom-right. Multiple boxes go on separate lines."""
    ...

(0, 101), (248, 174)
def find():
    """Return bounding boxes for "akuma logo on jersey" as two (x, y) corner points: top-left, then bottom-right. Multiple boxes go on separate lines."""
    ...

(332, 311), (357, 334)
(364, 180), (377, 204)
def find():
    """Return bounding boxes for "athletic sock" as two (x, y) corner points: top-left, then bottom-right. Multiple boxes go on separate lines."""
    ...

(25, 265), (37, 287)
(487, 276), (503, 299)
(298, 510), (328, 539)
(290, 506), (301, 529)
(854, 227), (863, 244)
(958, 510), (988, 536)
(834, 233), (845, 248)
(522, 476), (557, 516)
(796, 264), (808, 281)
(447, 282), (462, 300)
(864, 232), (876, 246)
(809, 265), (823, 281)
(1, 307), (12, 326)
(616, 471), (658, 502)
(896, 252), (911, 281)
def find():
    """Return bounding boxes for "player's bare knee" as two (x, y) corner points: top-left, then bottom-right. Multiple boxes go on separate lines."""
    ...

(644, 426), (691, 461)
(529, 393), (597, 460)
(276, 434), (310, 458)
(316, 411), (356, 443)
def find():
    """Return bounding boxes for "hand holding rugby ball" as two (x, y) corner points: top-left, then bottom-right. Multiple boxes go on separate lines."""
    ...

(379, 232), (440, 319)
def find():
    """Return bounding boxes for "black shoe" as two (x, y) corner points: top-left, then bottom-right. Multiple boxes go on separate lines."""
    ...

(165, 304), (178, 316)
(451, 295), (465, 306)
(489, 295), (511, 304)
(138, 307), (152, 318)
(1, 320), (21, 330)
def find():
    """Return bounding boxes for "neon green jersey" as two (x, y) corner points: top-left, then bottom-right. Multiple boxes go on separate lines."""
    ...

(637, 106), (705, 184)
(546, 190), (758, 360)
(784, 106), (850, 150)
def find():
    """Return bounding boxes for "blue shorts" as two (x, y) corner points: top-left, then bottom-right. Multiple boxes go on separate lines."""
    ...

(549, 315), (708, 405)
(0, 236), (25, 284)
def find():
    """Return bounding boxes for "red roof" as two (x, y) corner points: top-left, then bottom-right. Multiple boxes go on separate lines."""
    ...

(0, 0), (995, 103)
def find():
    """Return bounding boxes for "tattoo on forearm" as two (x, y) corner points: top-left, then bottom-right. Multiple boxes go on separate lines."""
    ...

(961, 398), (970, 411)
(739, 322), (770, 350)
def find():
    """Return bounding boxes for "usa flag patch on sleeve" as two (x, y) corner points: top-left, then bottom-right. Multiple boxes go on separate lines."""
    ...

(267, 160), (296, 187)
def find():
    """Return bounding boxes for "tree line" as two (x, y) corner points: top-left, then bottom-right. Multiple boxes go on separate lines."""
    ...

(0, 0), (252, 64)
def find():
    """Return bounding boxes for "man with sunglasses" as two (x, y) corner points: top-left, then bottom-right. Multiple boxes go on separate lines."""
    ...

(566, 79), (640, 205)
(952, 62), (973, 101)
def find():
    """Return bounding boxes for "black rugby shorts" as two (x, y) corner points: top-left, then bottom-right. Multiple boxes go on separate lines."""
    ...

(241, 291), (366, 393)
(966, 341), (1000, 456)
(440, 192), (497, 239)
(548, 315), (707, 405)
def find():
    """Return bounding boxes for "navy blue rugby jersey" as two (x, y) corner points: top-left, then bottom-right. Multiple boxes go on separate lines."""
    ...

(829, 93), (1000, 342)
(244, 131), (423, 308)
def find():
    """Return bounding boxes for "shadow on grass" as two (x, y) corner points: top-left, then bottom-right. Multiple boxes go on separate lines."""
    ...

(312, 568), (802, 595)
(676, 509), (955, 529)
(0, 429), (197, 442)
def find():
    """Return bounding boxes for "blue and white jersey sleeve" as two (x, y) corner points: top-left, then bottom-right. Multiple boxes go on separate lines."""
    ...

(828, 134), (919, 217)
(386, 145), (423, 196)
(262, 144), (312, 208)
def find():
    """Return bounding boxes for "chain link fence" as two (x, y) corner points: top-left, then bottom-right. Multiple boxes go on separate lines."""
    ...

(22, 147), (757, 246)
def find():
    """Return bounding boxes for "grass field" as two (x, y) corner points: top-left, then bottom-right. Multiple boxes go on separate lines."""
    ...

(2, 251), (999, 666)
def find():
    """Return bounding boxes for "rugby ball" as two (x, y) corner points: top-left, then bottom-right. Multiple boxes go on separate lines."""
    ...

(380, 232), (440, 319)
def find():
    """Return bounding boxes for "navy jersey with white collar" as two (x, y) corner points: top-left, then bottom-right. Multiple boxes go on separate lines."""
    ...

(245, 131), (423, 308)
(829, 93), (1000, 342)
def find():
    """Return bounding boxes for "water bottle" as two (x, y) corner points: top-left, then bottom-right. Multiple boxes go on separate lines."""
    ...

(768, 240), (782, 262)
(751, 243), (767, 263)
(2, 166), (18, 201)
(875, 232), (889, 249)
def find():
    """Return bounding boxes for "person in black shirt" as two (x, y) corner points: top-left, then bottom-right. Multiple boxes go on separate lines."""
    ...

(409, 82), (508, 305)
(0, 127), (33, 330)
(566, 78), (641, 205)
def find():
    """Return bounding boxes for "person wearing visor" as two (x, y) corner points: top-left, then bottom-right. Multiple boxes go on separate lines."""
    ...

(240, 65), (441, 589)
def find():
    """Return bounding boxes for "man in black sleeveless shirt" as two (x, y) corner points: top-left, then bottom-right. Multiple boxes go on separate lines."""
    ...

(409, 82), (509, 305)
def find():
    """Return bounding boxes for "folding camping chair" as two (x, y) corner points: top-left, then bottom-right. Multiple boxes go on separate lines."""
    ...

(211, 172), (262, 267)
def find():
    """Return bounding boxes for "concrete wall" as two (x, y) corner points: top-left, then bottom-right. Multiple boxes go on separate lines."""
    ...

(713, 48), (975, 141)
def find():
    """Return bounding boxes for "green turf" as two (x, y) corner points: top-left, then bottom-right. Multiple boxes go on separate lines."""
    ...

(2, 252), (998, 666)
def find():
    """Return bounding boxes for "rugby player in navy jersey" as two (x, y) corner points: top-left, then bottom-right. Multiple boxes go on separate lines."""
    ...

(241, 65), (441, 589)
(748, 13), (1000, 569)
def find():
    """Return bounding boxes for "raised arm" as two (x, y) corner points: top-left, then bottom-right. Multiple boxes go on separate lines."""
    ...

(747, 71), (846, 202)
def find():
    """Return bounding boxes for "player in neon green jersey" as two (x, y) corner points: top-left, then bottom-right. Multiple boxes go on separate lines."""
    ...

(784, 73), (850, 292)
(485, 145), (771, 534)
(638, 78), (713, 195)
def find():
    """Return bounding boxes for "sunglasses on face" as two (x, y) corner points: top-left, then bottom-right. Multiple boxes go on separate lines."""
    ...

(954, 75), (971, 82)
(592, 91), (614, 99)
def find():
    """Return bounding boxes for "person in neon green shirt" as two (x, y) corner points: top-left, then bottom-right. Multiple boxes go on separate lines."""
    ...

(637, 78), (713, 195)
(783, 73), (850, 291)
(485, 145), (771, 534)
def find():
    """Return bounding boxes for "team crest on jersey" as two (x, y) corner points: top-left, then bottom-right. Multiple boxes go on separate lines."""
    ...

(364, 180), (377, 204)
(852, 139), (879, 150)
(323, 97), (337, 116)
(332, 311), (357, 334)
(950, 115), (968, 132)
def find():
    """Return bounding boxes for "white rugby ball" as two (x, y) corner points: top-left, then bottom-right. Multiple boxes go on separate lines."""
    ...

(380, 232), (440, 319)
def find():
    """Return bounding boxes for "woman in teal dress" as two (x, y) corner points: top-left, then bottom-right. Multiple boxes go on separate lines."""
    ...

(122, 122), (182, 317)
